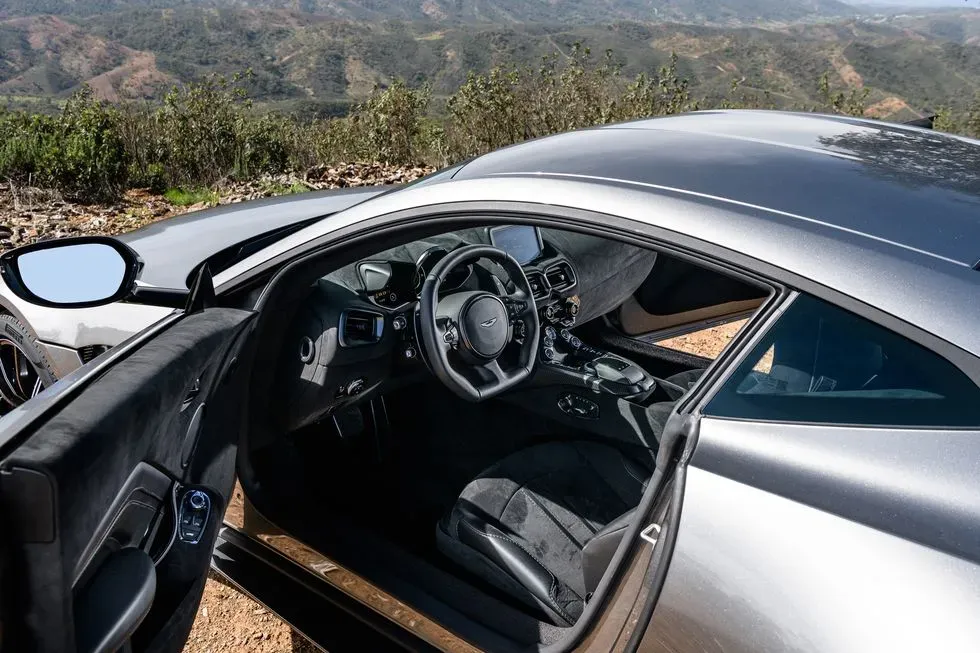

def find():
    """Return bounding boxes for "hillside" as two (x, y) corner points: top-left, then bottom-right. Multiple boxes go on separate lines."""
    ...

(0, 0), (859, 25)
(1, 6), (978, 119)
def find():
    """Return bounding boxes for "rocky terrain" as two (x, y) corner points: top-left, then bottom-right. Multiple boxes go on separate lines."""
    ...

(0, 162), (434, 253)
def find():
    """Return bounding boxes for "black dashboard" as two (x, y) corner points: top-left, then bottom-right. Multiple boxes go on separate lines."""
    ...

(277, 226), (657, 431)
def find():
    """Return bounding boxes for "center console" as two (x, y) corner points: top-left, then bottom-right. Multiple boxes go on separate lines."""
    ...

(538, 324), (657, 402)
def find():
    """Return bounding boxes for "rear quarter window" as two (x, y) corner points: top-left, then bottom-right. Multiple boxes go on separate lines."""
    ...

(705, 294), (980, 428)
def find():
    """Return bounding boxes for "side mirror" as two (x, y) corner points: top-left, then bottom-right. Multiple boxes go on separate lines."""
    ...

(0, 237), (142, 308)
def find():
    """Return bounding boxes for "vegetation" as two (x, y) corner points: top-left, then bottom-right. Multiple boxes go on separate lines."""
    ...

(162, 187), (220, 206)
(0, 45), (977, 204)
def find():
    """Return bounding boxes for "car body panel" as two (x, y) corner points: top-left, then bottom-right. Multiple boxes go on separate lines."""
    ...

(116, 186), (387, 288)
(642, 464), (980, 653)
(690, 417), (980, 564)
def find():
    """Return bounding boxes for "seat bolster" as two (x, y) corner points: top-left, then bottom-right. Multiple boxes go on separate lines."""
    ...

(447, 505), (583, 626)
(581, 508), (636, 596)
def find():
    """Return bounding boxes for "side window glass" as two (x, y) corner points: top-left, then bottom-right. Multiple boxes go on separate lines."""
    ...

(705, 294), (980, 427)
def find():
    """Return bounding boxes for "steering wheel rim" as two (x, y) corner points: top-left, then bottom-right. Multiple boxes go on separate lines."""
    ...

(419, 245), (540, 401)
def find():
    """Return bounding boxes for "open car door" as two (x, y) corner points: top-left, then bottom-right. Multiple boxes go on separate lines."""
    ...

(0, 233), (258, 653)
(0, 305), (254, 652)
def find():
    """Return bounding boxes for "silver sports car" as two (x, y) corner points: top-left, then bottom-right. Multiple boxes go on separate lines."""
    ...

(0, 110), (979, 653)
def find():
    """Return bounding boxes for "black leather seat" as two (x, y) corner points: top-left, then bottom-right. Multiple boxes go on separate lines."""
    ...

(659, 368), (706, 400)
(436, 440), (651, 626)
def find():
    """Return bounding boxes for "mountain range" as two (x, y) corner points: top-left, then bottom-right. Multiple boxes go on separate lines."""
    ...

(0, 1), (978, 121)
(0, 1), (860, 24)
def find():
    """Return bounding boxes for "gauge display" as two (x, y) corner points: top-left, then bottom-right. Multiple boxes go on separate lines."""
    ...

(489, 225), (543, 265)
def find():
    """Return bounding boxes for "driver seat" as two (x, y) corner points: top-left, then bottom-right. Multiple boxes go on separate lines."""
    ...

(436, 440), (650, 626)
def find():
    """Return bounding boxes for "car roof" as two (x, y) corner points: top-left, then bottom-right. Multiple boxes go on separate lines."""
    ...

(454, 110), (980, 268)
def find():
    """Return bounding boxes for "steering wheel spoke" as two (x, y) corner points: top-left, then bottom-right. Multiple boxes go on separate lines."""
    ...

(484, 360), (507, 383)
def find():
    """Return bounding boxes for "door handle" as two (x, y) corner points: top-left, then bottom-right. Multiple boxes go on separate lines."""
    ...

(74, 548), (156, 653)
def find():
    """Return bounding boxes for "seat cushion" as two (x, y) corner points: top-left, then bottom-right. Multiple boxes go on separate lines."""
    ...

(437, 441), (649, 626)
(661, 368), (705, 400)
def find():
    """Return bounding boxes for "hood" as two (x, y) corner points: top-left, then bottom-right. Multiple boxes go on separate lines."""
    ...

(116, 186), (388, 288)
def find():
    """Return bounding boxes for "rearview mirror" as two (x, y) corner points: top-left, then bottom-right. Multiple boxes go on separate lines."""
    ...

(0, 237), (142, 308)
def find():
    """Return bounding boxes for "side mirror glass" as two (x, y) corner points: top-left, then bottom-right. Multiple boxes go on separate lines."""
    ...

(0, 237), (141, 308)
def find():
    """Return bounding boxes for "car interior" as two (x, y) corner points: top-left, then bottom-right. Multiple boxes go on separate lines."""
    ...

(237, 221), (770, 649)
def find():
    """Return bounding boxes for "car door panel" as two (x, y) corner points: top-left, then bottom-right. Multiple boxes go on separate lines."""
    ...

(639, 417), (980, 653)
(0, 307), (254, 652)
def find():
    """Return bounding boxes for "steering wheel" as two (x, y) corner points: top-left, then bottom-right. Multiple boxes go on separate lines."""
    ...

(419, 245), (540, 401)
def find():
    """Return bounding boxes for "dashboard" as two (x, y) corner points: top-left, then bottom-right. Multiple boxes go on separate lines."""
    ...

(275, 225), (657, 431)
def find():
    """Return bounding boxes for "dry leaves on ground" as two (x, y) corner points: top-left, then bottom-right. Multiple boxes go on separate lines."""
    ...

(0, 162), (434, 254)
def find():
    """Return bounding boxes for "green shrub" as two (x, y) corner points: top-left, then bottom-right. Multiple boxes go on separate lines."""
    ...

(4, 48), (980, 204)
(612, 53), (697, 121)
(156, 73), (249, 186)
(967, 92), (980, 139)
(0, 111), (59, 184)
(0, 87), (127, 202)
(51, 87), (129, 202)
(352, 80), (431, 164)
(163, 187), (219, 206)
(817, 72), (869, 117)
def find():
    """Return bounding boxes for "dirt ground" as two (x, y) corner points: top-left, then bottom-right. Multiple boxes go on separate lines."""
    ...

(182, 322), (743, 653)
(183, 573), (319, 653)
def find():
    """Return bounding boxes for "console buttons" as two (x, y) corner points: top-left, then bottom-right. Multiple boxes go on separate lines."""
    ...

(178, 489), (211, 544)
(189, 492), (207, 510)
(392, 315), (407, 331)
(443, 323), (458, 346)
(569, 336), (582, 349)
(404, 345), (417, 360)
(543, 347), (556, 361)
(346, 378), (365, 396)
(557, 392), (599, 419)
(544, 326), (557, 341)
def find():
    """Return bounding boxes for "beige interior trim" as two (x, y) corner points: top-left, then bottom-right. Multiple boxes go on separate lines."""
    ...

(618, 295), (764, 337)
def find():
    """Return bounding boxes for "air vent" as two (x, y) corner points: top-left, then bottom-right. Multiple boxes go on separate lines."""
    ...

(545, 263), (575, 292)
(78, 345), (109, 363)
(526, 271), (549, 300)
(339, 310), (384, 347)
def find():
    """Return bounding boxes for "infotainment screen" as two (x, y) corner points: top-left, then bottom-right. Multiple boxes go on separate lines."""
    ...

(489, 225), (543, 265)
